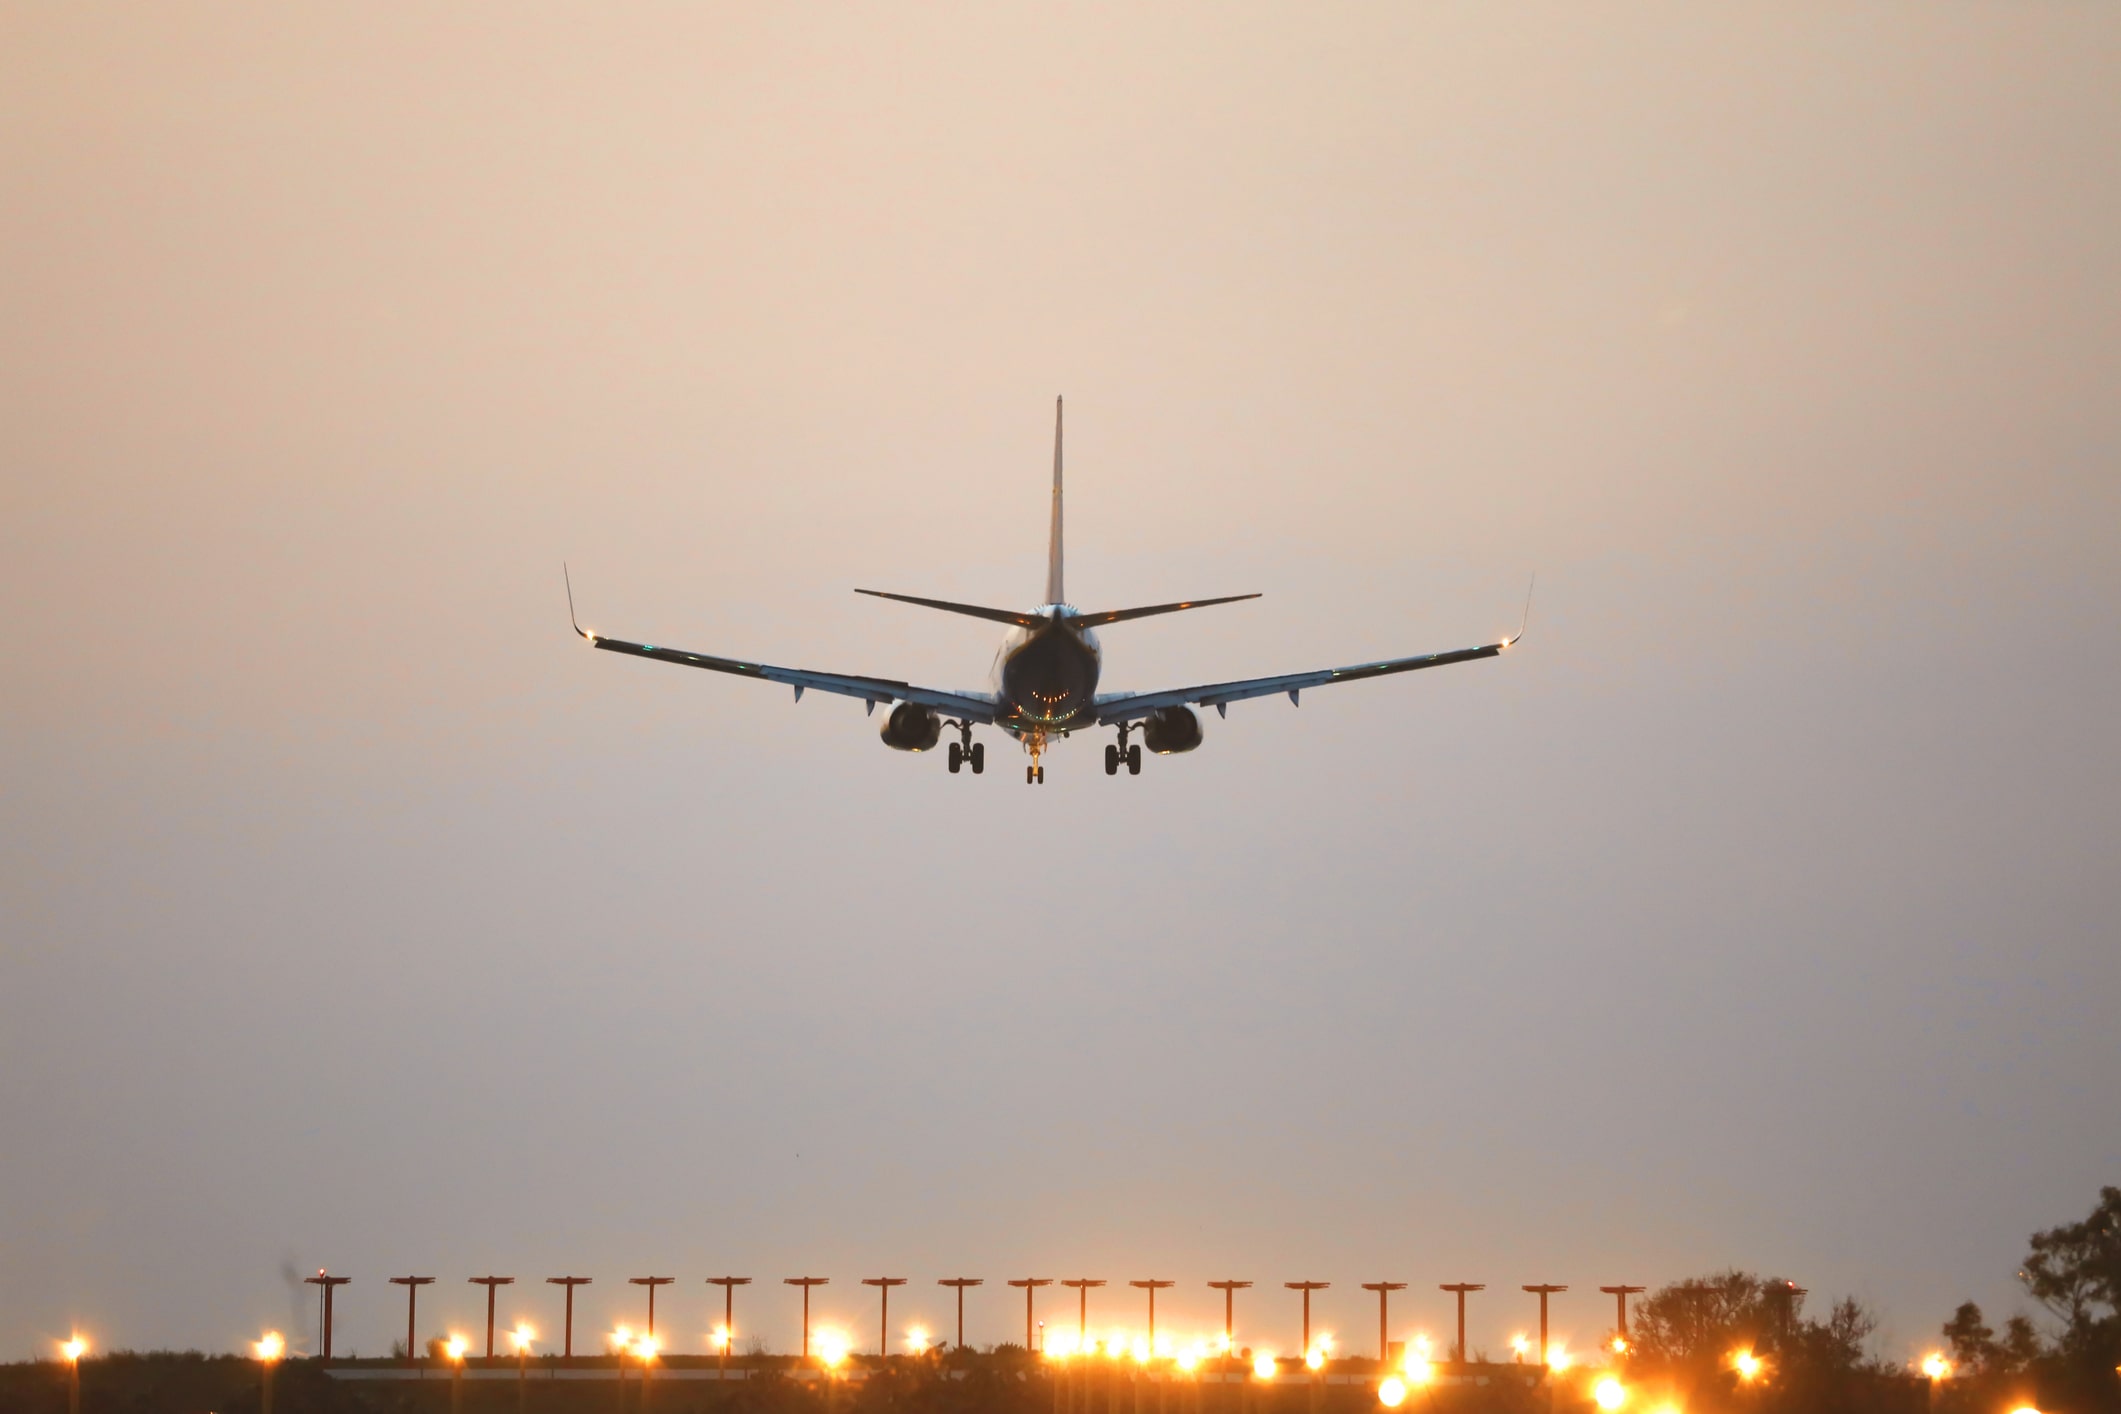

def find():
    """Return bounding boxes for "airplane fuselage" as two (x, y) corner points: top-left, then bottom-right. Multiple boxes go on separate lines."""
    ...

(996, 606), (1101, 733)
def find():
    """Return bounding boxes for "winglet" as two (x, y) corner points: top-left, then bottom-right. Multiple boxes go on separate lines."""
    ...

(1503, 573), (1535, 647)
(564, 564), (595, 642)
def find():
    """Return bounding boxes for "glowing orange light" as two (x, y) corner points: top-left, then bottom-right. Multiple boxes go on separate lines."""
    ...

(510, 1326), (534, 1355)
(1547, 1345), (1572, 1372)
(1403, 1358), (1434, 1385)
(1611, 1337), (1629, 1355)
(2008, 1407), (2041, 1414)
(612, 1325), (634, 1351)
(1594, 1376), (1627, 1410)
(1378, 1376), (1408, 1407)
(1511, 1335), (1531, 1359)
(1733, 1351), (1762, 1381)
(445, 1335), (469, 1363)
(1306, 1348), (1325, 1371)
(712, 1326), (732, 1351)
(634, 1335), (660, 1362)
(1177, 1346), (1203, 1372)
(254, 1331), (285, 1362)
(61, 1337), (87, 1363)
(1920, 1354), (1950, 1381)
(1253, 1353), (1277, 1380)
(817, 1330), (851, 1369)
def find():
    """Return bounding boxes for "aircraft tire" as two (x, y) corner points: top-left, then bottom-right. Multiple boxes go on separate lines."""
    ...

(1037, 766), (1045, 784)
(1127, 744), (1142, 775)
(1104, 744), (1119, 776)
(1026, 766), (1035, 784)
(948, 742), (963, 773)
(969, 742), (984, 773)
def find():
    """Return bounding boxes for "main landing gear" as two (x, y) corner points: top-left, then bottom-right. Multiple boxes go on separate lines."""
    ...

(1104, 724), (1143, 777)
(945, 721), (984, 775)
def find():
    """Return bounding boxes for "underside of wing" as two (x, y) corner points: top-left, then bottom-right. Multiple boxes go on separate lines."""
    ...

(1092, 637), (1513, 725)
(579, 628), (1001, 723)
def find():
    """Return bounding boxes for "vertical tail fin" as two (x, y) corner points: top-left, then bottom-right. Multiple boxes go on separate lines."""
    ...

(1045, 395), (1065, 605)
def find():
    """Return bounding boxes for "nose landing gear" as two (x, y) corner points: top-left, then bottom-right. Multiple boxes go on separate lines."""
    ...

(1104, 724), (1143, 777)
(1023, 726), (1049, 785)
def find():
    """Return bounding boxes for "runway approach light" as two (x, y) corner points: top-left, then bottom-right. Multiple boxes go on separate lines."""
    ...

(1920, 1354), (1951, 1380)
(634, 1335), (660, 1362)
(1733, 1351), (1762, 1381)
(445, 1336), (469, 1363)
(1511, 1335), (1531, 1360)
(1177, 1346), (1203, 1372)
(1548, 1345), (1573, 1372)
(1253, 1353), (1278, 1380)
(62, 1337), (87, 1363)
(1378, 1376), (1408, 1408)
(817, 1329), (851, 1369)
(1612, 1337), (1630, 1355)
(1306, 1348), (1325, 1371)
(712, 1326), (732, 1351)
(1594, 1376), (1628, 1410)
(254, 1332), (285, 1362)
(907, 1326), (929, 1352)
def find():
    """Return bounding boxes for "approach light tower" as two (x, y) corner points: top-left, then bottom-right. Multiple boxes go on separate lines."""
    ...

(863, 1278), (908, 1357)
(630, 1277), (676, 1340)
(1130, 1281), (1176, 1348)
(545, 1277), (592, 1359)
(785, 1278), (830, 1363)
(1599, 1286), (1645, 1344)
(1521, 1287), (1567, 1366)
(706, 1278), (751, 1375)
(1285, 1282), (1330, 1353)
(939, 1279), (983, 1351)
(1438, 1285), (1485, 1365)
(1061, 1280), (1107, 1344)
(390, 1278), (435, 1364)
(305, 1271), (352, 1362)
(1208, 1282), (1253, 1355)
(470, 1277), (516, 1358)
(1361, 1284), (1407, 1363)
(1009, 1279), (1054, 1351)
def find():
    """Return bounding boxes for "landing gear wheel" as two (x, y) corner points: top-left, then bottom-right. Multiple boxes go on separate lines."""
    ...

(948, 742), (963, 774)
(969, 742), (984, 774)
(1036, 766), (1045, 784)
(1127, 744), (1142, 775)
(1104, 744), (1119, 776)
(1027, 765), (1036, 784)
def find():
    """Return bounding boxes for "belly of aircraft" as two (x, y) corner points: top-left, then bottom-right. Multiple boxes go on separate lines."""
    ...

(1000, 627), (1100, 726)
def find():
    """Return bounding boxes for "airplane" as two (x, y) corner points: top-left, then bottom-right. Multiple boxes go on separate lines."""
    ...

(567, 397), (1527, 784)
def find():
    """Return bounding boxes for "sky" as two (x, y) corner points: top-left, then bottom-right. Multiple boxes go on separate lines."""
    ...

(2, 0), (2118, 1368)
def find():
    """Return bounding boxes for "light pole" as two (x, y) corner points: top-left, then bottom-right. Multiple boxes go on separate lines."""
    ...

(939, 1279), (983, 1351)
(863, 1278), (908, 1358)
(1131, 1282), (1175, 1351)
(390, 1277), (435, 1363)
(1361, 1285), (1407, 1365)
(546, 1277), (592, 1360)
(707, 1277), (751, 1378)
(1207, 1282), (1252, 1358)
(1438, 1285), (1484, 1366)
(630, 1277), (676, 1341)
(304, 1272), (351, 1362)
(786, 1278), (830, 1364)
(1284, 1283), (1329, 1355)
(1522, 1287), (1567, 1367)
(471, 1277), (517, 1359)
(1062, 1281), (1107, 1346)
(254, 1332), (284, 1414)
(1598, 1287), (1645, 1348)
(1010, 1279), (1054, 1352)
(62, 1336), (86, 1414)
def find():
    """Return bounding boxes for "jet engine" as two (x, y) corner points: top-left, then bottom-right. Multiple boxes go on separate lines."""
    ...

(879, 701), (943, 752)
(1139, 706), (1203, 754)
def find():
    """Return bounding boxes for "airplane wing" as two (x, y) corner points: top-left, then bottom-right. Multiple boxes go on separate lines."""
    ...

(1091, 636), (1515, 725)
(579, 628), (1003, 722)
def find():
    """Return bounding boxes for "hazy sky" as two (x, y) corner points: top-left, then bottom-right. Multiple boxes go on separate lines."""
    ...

(3, 2), (2118, 1367)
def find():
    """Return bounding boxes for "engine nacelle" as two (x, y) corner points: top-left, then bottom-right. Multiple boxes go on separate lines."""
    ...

(879, 701), (943, 752)
(1140, 706), (1203, 754)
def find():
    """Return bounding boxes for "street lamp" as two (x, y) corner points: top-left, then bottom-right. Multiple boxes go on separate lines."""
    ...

(1284, 1283), (1330, 1355)
(786, 1278), (830, 1364)
(390, 1277), (435, 1365)
(1361, 1285), (1407, 1365)
(545, 1277), (592, 1360)
(255, 1331), (284, 1414)
(1437, 1285), (1484, 1366)
(1131, 1282), (1176, 1350)
(1062, 1280), (1107, 1344)
(1522, 1287), (1567, 1369)
(304, 1272), (352, 1362)
(863, 1279), (908, 1358)
(939, 1279), (983, 1352)
(1011, 1279), (1054, 1352)
(471, 1277), (517, 1359)
(706, 1277), (751, 1379)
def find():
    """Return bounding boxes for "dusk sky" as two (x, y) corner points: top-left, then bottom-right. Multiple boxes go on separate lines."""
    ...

(3, 3), (2117, 1366)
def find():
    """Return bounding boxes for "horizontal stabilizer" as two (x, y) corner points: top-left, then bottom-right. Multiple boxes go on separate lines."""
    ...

(1064, 594), (1260, 629)
(855, 589), (1043, 628)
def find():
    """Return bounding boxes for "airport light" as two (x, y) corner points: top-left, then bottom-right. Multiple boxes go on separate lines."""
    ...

(786, 1278), (830, 1363)
(510, 1327), (534, 1414)
(445, 1335), (468, 1414)
(1010, 1279), (1054, 1352)
(1600, 1287), (1646, 1346)
(304, 1271), (352, 1362)
(707, 1277), (751, 1377)
(1522, 1286), (1567, 1372)
(1511, 1335), (1531, 1363)
(864, 1278), (908, 1358)
(630, 1276), (676, 1341)
(390, 1277), (435, 1365)
(1209, 1281), (1252, 1365)
(471, 1277), (516, 1358)
(546, 1277), (592, 1360)
(1438, 1285), (1484, 1365)
(1362, 1284), (1407, 1363)
(817, 1328), (852, 1370)
(1594, 1377), (1627, 1410)
(255, 1331), (284, 1414)
(1378, 1376), (1407, 1408)
(939, 1278), (983, 1351)
(1920, 1353), (1951, 1381)
(1062, 1280), (1107, 1343)
(1285, 1282), (1330, 1354)
(1253, 1353), (1277, 1381)
(61, 1335), (86, 1414)
(1130, 1281), (1176, 1349)
(1733, 1350), (1763, 1382)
